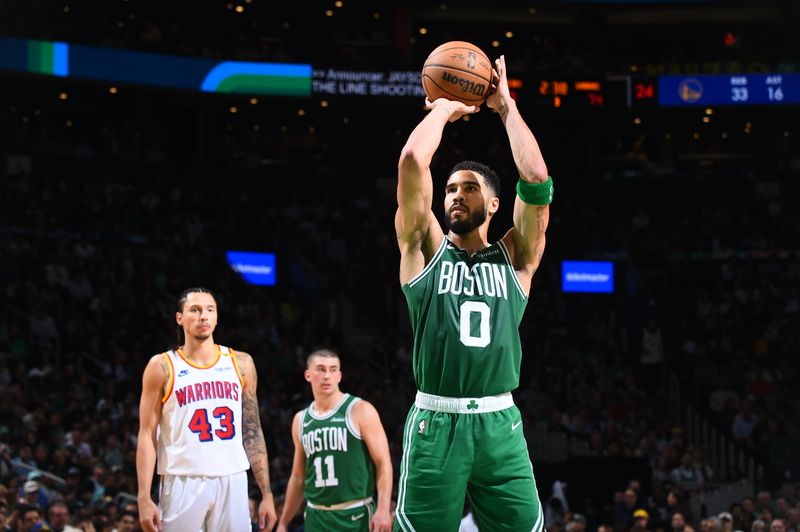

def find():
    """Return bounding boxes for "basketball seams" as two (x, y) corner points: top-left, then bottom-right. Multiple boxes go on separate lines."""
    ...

(425, 45), (491, 66)
(422, 63), (492, 83)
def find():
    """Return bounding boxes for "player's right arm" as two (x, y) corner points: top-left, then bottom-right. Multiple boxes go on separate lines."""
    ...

(136, 354), (167, 532)
(396, 98), (478, 285)
(277, 411), (307, 532)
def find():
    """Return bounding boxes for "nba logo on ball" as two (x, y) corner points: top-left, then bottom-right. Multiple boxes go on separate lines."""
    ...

(418, 419), (426, 435)
(467, 52), (476, 70)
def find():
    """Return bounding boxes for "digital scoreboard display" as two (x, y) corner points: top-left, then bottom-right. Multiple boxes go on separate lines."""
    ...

(226, 251), (276, 286)
(658, 74), (800, 106)
(562, 261), (614, 293)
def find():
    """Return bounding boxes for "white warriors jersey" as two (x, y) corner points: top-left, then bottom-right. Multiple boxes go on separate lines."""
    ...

(157, 345), (250, 476)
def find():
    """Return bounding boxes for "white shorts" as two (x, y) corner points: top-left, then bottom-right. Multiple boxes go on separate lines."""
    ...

(159, 471), (250, 532)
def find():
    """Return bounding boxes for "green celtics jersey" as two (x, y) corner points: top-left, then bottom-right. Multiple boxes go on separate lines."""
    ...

(401, 237), (528, 397)
(300, 394), (375, 506)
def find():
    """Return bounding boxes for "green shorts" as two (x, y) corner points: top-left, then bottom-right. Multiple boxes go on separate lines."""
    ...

(395, 393), (543, 532)
(304, 501), (374, 531)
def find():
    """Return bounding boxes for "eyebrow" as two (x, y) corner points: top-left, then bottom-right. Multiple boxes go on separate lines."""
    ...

(445, 181), (481, 189)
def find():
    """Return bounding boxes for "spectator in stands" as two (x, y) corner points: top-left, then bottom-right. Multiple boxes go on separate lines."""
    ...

(753, 520), (768, 532)
(632, 509), (650, 532)
(771, 520), (787, 532)
(719, 512), (734, 532)
(672, 512), (687, 532)
(47, 501), (70, 532)
(15, 505), (44, 532)
(732, 400), (758, 444)
(110, 510), (136, 532)
(743, 499), (758, 528)
(776, 499), (790, 519)
(786, 509), (799, 532)
(613, 489), (639, 527)
(672, 453), (702, 490)
(759, 492), (777, 515)
(22, 479), (48, 509)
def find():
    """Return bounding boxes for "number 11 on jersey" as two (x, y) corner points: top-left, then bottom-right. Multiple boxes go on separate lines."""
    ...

(312, 455), (339, 487)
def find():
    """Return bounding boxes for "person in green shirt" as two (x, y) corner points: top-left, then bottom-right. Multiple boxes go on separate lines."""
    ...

(277, 349), (393, 532)
(394, 55), (552, 531)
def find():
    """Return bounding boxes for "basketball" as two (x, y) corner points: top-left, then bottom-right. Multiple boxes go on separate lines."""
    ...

(422, 41), (493, 105)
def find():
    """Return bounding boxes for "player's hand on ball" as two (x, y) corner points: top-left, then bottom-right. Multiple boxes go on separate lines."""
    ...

(486, 55), (511, 111)
(424, 97), (479, 122)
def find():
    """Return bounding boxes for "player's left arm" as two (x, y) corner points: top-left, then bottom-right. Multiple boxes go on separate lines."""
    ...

(352, 400), (393, 532)
(488, 56), (551, 294)
(237, 351), (277, 532)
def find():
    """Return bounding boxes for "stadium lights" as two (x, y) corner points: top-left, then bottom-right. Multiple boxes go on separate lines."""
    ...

(505, 31), (514, 38)
(109, 86), (118, 94)
(58, 92), (68, 100)
(235, 5), (244, 13)
(249, 97), (258, 104)
(320, 100), (329, 108)
(335, 1), (343, 7)
(325, 9), (333, 16)
(491, 40), (500, 47)
(373, 12), (380, 19)
(419, 27), (428, 35)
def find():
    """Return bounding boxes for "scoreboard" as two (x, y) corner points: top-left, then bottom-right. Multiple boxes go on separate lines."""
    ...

(516, 74), (799, 110)
(658, 74), (799, 106)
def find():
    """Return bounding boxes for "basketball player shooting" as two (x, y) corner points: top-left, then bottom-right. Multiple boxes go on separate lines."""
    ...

(136, 288), (277, 532)
(393, 55), (552, 531)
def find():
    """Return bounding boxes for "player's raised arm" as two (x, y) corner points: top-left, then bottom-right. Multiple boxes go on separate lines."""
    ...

(489, 56), (552, 291)
(276, 412), (307, 532)
(396, 98), (478, 285)
(136, 354), (167, 532)
(237, 351), (277, 532)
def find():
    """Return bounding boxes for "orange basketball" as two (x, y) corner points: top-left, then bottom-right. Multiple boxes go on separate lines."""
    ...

(422, 41), (493, 105)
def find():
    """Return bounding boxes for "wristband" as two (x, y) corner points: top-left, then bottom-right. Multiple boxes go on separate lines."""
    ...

(516, 176), (554, 205)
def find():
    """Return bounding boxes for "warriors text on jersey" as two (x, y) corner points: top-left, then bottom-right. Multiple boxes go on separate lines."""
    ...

(158, 345), (250, 476)
(300, 394), (375, 506)
(401, 237), (528, 397)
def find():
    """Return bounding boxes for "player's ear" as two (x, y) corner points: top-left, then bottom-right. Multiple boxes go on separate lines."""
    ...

(488, 196), (499, 215)
(175, 312), (182, 325)
(304, 370), (311, 382)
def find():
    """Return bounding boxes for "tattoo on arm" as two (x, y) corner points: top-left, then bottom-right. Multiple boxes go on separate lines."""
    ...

(498, 101), (509, 119)
(241, 357), (271, 495)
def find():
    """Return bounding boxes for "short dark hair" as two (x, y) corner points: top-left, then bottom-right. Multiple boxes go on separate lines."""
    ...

(306, 349), (340, 368)
(449, 161), (501, 197)
(177, 287), (217, 313)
